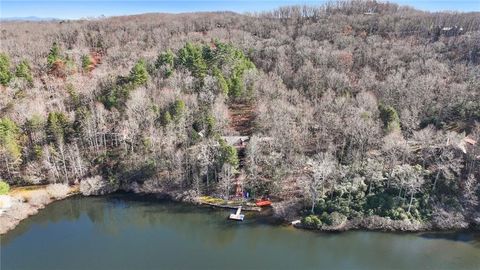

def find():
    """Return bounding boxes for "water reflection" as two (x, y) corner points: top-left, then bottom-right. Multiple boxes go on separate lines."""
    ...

(4, 194), (277, 248)
(418, 232), (480, 248)
(2, 194), (480, 270)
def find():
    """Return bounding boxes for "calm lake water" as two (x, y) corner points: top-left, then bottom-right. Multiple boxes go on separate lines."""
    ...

(1, 194), (479, 270)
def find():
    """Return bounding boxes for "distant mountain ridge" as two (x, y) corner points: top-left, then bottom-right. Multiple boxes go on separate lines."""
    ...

(1, 16), (59, 22)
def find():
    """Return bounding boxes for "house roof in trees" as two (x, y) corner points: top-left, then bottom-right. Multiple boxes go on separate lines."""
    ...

(456, 136), (477, 154)
(221, 136), (249, 146)
(464, 137), (476, 145)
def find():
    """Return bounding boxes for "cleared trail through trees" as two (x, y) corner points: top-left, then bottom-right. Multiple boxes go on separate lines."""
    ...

(227, 102), (255, 197)
(228, 103), (255, 136)
(221, 102), (255, 170)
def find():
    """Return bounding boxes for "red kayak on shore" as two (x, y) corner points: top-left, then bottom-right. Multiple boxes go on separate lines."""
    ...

(255, 200), (272, 207)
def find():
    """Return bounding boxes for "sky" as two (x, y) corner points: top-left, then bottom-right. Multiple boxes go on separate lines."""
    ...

(1, 0), (479, 20)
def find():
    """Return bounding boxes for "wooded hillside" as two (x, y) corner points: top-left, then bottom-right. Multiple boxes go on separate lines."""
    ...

(1, 0), (479, 229)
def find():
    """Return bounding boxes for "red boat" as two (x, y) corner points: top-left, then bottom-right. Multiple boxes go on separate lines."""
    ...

(255, 200), (272, 207)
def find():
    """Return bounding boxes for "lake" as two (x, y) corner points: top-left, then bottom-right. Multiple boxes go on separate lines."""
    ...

(1, 194), (479, 270)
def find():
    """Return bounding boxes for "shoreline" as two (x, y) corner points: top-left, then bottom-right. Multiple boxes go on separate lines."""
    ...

(0, 185), (79, 235)
(1, 188), (478, 235)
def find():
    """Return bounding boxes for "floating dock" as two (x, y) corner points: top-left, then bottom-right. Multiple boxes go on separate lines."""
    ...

(229, 206), (245, 221)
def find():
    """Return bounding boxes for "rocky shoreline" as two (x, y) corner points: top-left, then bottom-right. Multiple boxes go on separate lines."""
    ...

(0, 184), (79, 235)
(291, 215), (430, 232)
(1, 198), (47, 235)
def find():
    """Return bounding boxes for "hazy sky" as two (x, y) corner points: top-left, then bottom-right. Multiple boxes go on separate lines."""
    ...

(1, 0), (479, 19)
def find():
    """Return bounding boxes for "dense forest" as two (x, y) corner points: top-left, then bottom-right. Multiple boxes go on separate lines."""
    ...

(1, 0), (479, 230)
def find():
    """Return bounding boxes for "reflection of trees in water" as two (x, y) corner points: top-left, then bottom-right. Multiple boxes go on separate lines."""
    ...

(7, 195), (480, 258)
(94, 195), (242, 247)
(48, 197), (82, 223)
(1, 197), (84, 245)
(3, 195), (480, 270)
(419, 232), (480, 242)
(1, 195), (323, 252)
(76, 194), (287, 249)
(0, 194), (242, 247)
(419, 232), (480, 249)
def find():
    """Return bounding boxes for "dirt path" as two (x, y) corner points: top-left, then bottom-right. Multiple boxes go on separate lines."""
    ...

(228, 103), (255, 136)
(226, 102), (256, 198)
